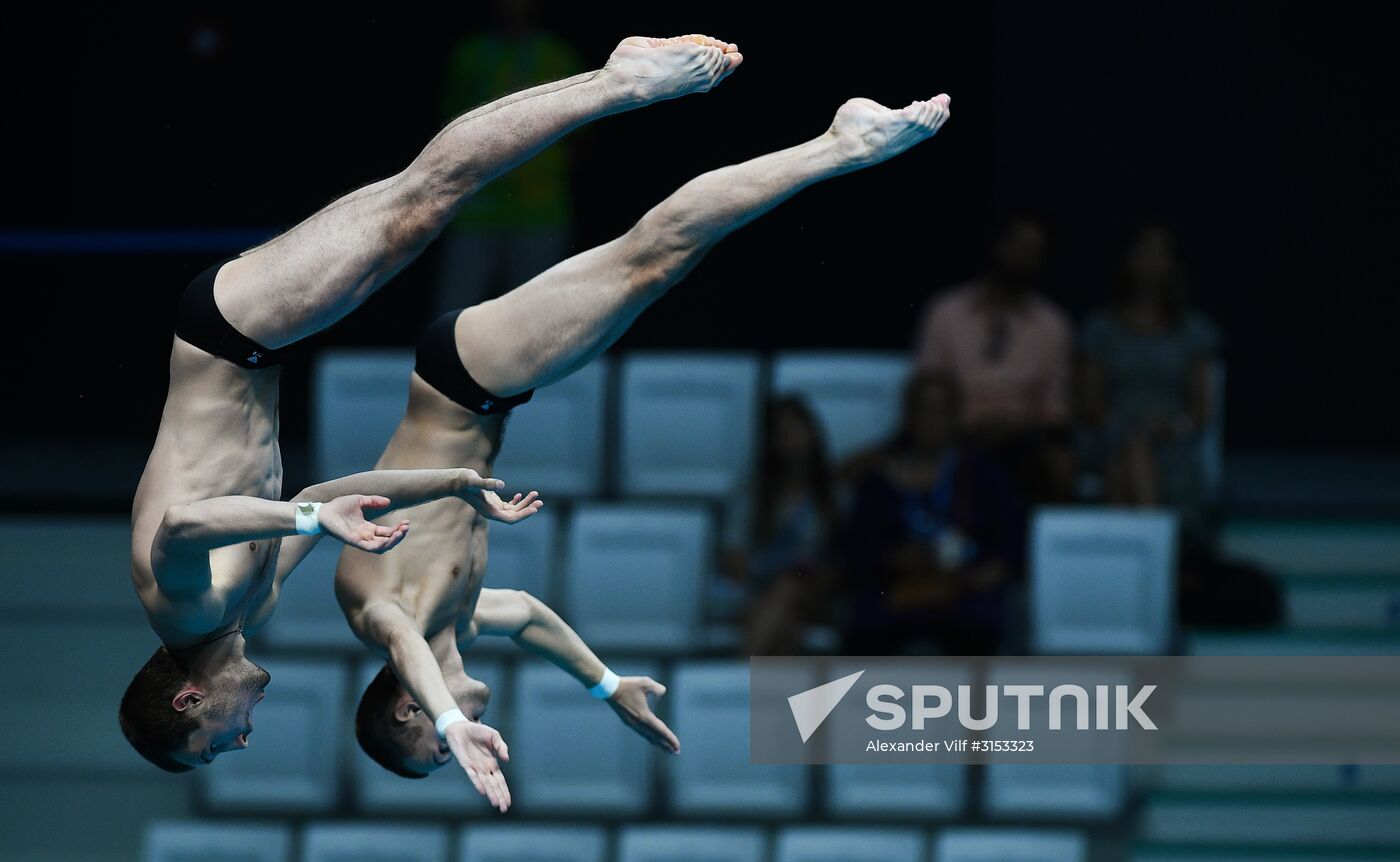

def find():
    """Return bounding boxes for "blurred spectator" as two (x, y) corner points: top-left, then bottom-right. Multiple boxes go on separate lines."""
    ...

(729, 397), (839, 655)
(1079, 224), (1222, 540)
(841, 371), (1025, 656)
(433, 0), (581, 313)
(914, 214), (1077, 501)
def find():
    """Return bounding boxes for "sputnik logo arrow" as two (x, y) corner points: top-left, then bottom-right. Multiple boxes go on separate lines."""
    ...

(787, 670), (865, 743)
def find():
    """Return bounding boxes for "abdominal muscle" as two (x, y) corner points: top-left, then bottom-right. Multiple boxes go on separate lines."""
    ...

(336, 373), (505, 647)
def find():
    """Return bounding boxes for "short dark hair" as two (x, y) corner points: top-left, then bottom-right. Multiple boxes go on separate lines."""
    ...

(118, 647), (198, 773)
(355, 665), (428, 779)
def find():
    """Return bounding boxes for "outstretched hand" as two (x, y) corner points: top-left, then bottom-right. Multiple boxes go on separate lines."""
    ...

(317, 495), (409, 553)
(607, 676), (681, 754)
(443, 720), (512, 812)
(458, 470), (543, 524)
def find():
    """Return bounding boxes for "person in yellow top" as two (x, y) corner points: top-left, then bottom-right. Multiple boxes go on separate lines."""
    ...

(434, 1), (583, 312)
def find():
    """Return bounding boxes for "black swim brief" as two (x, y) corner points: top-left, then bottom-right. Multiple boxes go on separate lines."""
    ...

(415, 309), (534, 416)
(174, 256), (289, 369)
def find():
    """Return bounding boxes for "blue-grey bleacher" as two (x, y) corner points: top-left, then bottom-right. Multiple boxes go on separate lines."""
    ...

(773, 826), (925, 862)
(508, 661), (658, 815)
(617, 352), (761, 497)
(200, 658), (348, 813)
(1140, 792), (1400, 848)
(934, 828), (1087, 862)
(983, 764), (1126, 819)
(770, 351), (909, 460)
(561, 503), (711, 652)
(491, 358), (609, 496)
(350, 658), (508, 814)
(667, 662), (808, 817)
(259, 538), (360, 650)
(458, 823), (607, 862)
(302, 823), (449, 862)
(312, 349), (415, 483)
(616, 825), (767, 862)
(143, 821), (292, 862)
(1030, 508), (1178, 654)
(825, 764), (967, 819)
(474, 509), (558, 623)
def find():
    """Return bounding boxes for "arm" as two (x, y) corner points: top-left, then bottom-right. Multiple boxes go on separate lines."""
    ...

(468, 589), (680, 754)
(295, 467), (541, 523)
(153, 494), (409, 599)
(276, 468), (544, 580)
(361, 603), (512, 811)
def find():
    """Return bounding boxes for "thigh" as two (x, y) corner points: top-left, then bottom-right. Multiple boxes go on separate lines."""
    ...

(214, 171), (444, 348)
(453, 234), (672, 396)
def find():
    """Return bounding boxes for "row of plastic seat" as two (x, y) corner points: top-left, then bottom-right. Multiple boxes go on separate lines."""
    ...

(261, 503), (1179, 656)
(144, 821), (1089, 862)
(313, 350), (911, 496)
(200, 658), (1126, 819)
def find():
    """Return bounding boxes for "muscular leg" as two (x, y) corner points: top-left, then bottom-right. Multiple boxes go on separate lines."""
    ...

(457, 95), (952, 395)
(212, 36), (742, 349)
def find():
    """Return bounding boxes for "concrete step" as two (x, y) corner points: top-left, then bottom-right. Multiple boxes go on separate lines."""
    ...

(1135, 843), (1400, 862)
(1282, 574), (1400, 630)
(1186, 629), (1400, 655)
(1141, 791), (1400, 846)
(1221, 521), (1400, 578)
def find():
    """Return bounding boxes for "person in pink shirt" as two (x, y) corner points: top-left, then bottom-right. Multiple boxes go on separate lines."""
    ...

(913, 214), (1076, 501)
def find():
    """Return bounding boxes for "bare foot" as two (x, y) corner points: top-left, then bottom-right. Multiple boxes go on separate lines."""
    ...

(827, 95), (950, 167)
(603, 34), (743, 105)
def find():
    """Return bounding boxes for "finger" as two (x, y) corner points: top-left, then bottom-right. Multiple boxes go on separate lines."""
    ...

(490, 769), (510, 811)
(508, 493), (523, 505)
(646, 678), (667, 697)
(360, 495), (392, 510)
(379, 528), (408, 553)
(470, 474), (507, 490)
(464, 766), (487, 798)
(493, 732), (510, 762)
(652, 718), (681, 753)
(373, 523), (397, 537)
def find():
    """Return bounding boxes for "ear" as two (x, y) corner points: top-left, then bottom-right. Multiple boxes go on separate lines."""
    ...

(393, 699), (421, 723)
(172, 687), (204, 712)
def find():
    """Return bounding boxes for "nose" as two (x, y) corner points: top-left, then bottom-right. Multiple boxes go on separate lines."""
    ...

(236, 733), (249, 748)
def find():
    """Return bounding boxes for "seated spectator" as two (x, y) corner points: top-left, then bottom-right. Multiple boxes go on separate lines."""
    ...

(914, 214), (1076, 501)
(731, 396), (839, 655)
(841, 371), (1025, 656)
(1079, 224), (1222, 541)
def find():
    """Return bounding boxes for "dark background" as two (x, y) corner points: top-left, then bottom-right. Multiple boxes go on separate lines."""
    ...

(4, 1), (1397, 472)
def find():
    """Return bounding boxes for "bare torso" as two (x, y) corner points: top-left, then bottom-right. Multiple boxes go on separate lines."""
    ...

(335, 372), (505, 656)
(131, 337), (285, 646)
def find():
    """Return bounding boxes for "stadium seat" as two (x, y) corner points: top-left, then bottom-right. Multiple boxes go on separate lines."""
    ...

(934, 828), (1087, 862)
(617, 352), (761, 497)
(1030, 508), (1177, 654)
(561, 503), (711, 652)
(143, 820), (292, 862)
(200, 658), (348, 813)
(311, 349), (416, 482)
(825, 764), (967, 818)
(774, 826), (925, 862)
(983, 764), (1126, 819)
(492, 358), (609, 496)
(302, 823), (449, 862)
(350, 658), (508, 814)
(770, 351), (909, 460)
(508, 661), (658, 815)
(458, 823), (607, 862)
(259, 538), (361, 650)
(667, 662), (808, 817)
(478, 509), (558, 608)
(617, 825), (767, 862)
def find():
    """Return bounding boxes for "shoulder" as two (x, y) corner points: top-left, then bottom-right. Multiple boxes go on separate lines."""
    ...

(923, 282), (976, 320)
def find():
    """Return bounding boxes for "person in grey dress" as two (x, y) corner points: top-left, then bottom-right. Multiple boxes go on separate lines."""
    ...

(1079, 225), (1222, 539)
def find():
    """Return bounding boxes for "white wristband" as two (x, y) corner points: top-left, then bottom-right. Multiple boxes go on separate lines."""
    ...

(435, 707), (469, 739)
(588, 668), (620, 699)
(294, 502), (323, 536)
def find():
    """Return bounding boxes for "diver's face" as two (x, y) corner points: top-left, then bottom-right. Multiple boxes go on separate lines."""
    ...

(170, 662), (270, 768)
(400, 677), (492, 775)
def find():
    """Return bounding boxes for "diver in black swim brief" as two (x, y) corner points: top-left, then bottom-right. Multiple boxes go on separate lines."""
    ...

(122, 34), (743, 784)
